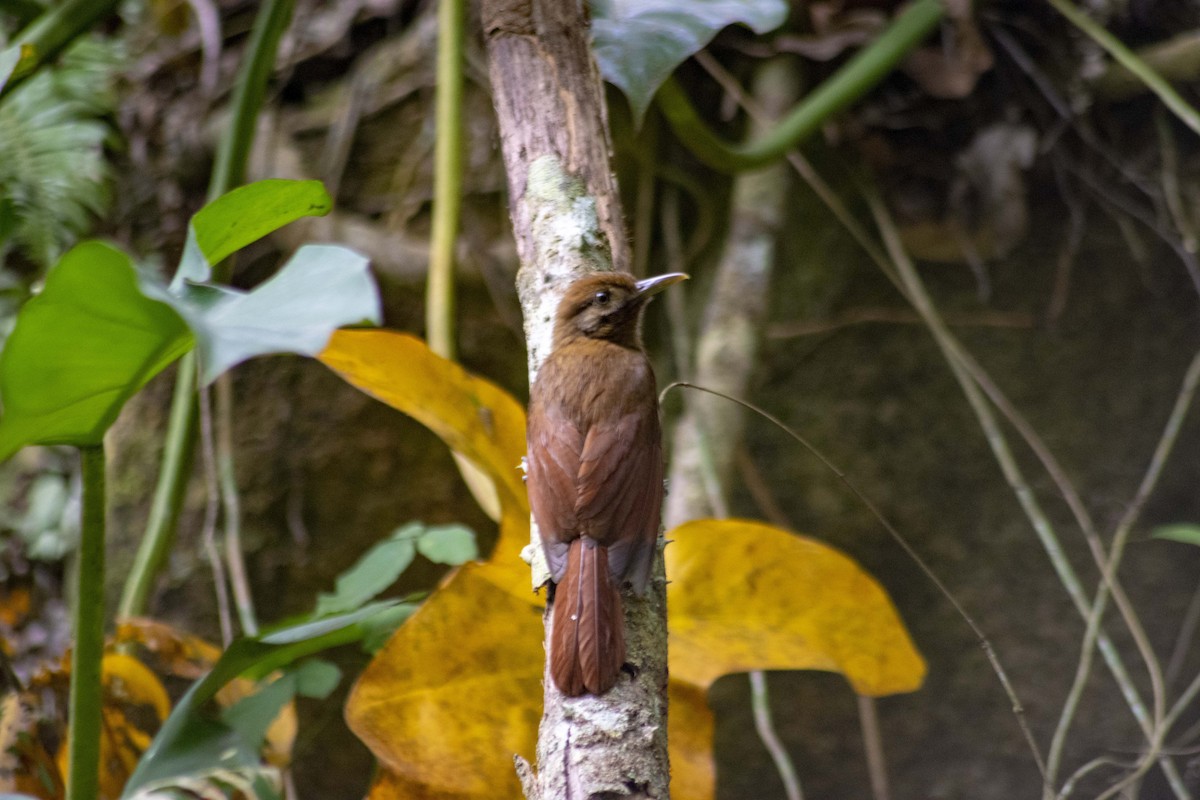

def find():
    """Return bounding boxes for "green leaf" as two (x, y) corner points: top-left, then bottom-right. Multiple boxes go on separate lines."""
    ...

(590, 0), (788, 124)
(121, 660), (338, 800)
(170, 244), (380, 384)
(175, 179), (332, 287)
(123, 604), (393, 797)
(315, 522), (477, 617)
(0, 241), (193, 460)
(221, 660), (340, 745)
(359, 603), (417, 653)
(1152, 524), (1200, 547)
(315, 532), (418, 617)
(416, 523), (478, 565)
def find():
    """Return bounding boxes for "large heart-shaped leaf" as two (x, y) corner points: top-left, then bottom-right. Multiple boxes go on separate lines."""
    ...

(168, 244), (380, 384)
(591, 0), (788, 124)
(0, 241), (193, 459)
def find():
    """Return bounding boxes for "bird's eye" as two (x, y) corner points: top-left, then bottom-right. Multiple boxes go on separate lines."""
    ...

(594, 290), (611, 305)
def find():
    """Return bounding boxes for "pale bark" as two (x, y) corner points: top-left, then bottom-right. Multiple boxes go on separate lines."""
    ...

(481, 1), (669, 798)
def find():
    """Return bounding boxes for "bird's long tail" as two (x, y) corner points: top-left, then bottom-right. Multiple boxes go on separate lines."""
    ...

(550, 537), (625, 696)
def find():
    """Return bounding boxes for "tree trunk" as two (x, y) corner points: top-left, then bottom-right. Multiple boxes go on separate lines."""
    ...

(481, 1), (669, 798)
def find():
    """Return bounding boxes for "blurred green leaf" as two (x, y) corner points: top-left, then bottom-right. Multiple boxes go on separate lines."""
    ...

(1152, 524), (1200, 547)
(121, 659), (337, 800)
(0, 241), (193, 460)
(174, 179), (333, 287)
(416, 523), (478, 565)
(315, 522), (477, 617)
(316, 526), (419, 617)
(0, 36), (119, 267)
(358, 603), (418, 654)
(590, 0), (787, 124)
(122, 609), (390, 798)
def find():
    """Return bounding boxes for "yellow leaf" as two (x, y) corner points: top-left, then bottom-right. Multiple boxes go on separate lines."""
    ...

(345, 562), (542, 799)
(100, 653), (171, 722)
(669, 681), (716, 800)
(319, 330), (530, 561)
(56, 654), (172, 800)
(115, 619), (297, 768)
(114, 617), (223, 679)
(1, 691), (64, 799)
(666, 518), (926, 696)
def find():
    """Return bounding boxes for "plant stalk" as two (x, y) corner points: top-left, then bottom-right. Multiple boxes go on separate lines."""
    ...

(427, 0), (464, 359)
(117, 360), (197, 619)
(68, 444), (106, 800)
(656, 0), (943, 172)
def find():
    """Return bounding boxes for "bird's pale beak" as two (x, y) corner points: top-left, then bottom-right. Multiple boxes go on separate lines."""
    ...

(634, 272), (689, 298)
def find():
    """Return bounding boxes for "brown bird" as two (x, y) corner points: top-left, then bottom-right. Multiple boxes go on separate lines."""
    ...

(526, 271), (687, 696)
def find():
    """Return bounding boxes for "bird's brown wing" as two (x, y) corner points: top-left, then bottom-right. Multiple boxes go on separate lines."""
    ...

(574, 406), (663, 594)
(527, 399), (584, 583)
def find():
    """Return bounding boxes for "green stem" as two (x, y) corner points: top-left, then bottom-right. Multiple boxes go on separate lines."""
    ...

(68, 445), (106, 800)
(1046, 0), (1200, 136)
(657, 0), (943, 172)
(0, 0), (120, 100)
(427, 0), (464, 359)
(117, 0), (295, 620)
(207, 0), (295, 210)
(117, 359), (197, 619)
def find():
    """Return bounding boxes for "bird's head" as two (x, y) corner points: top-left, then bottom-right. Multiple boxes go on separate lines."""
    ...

(553, 272), (688, 349)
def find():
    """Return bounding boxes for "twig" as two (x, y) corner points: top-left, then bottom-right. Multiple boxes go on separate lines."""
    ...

(183, 0), (221, 96)
(197, 381), (233, 646)
(736, 444), (893, 800)
(1157, 111), (1199, 254)
(1045, 0), (1200, 136)
(857, 694), (892, 800)
(1165, 581), (1200, 690)
(1056, 756), (1140, 800)
(868, 191), (1190, 799)
(216, 375), (256, 636)
(750, 671), (805, 800)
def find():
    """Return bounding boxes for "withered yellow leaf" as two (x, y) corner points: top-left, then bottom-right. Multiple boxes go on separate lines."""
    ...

(55, 654), (172, 800)
(1, 691), (64, 799)
(345, 562), (542, 799)
(669, 680), (716, 800)
(114, 617), (223, 678)
(319, 330), (530, 559)
(666, 518), (926, 696)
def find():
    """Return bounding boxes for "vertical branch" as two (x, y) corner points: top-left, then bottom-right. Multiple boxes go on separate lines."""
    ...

(481, 1), (665, 797)
(68, 444), (106, 800)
